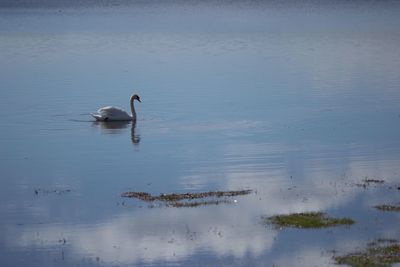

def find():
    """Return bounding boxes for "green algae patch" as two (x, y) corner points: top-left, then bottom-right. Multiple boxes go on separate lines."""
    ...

(334, 239), (400, 267)
(374, 204), (400, 212)
(265, 212), (354, 229)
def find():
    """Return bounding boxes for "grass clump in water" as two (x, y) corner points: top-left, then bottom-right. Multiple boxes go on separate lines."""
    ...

(334, 239), (400, 267)
(265, 212), (354, 229)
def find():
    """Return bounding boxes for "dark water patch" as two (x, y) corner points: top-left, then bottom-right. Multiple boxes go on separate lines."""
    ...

(264, 212), (354, 229)
(334, 239), (400, 267)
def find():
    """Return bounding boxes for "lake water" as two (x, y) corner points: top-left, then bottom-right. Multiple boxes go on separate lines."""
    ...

(1, 1), (400, 266)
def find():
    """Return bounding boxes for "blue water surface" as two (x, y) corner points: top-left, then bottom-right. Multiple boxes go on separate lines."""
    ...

(1, 1), (400, 266)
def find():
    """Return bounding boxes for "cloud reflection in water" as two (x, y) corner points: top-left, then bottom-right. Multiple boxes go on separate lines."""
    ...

(4, 145), (400, 266)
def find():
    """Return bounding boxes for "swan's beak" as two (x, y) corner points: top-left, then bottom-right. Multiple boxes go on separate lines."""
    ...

(137, 98), (141, 103)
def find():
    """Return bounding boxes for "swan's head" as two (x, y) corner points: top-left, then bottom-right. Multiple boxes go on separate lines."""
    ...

(131, 94), (141, 103)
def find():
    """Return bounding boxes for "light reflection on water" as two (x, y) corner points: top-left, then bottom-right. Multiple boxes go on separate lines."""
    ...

(1, 0), (400, 266)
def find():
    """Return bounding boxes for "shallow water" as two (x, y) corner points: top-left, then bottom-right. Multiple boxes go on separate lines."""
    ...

(1, 1), (400, 266)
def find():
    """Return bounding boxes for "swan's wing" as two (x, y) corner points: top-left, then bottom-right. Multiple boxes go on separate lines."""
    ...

(97, 106), (125, 115)
(97, 106), (120, 114)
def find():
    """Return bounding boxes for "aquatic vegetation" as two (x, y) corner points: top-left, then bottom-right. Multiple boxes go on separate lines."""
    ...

(374, 204), (400, 212)
(34, 188), (72, 195)
(167, 200), (232, 208)
(121, 192), (156, 201)
(121, 190), (252, 201)
(334, 239), (400, 267)
(364, 179), (385, 184)
(264, 212), (354, 229)
(121, 190), (252, 207)
(355, 178), (385, 188)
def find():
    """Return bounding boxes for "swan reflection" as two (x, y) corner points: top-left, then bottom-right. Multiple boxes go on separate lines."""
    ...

(92, 121), (141, 145)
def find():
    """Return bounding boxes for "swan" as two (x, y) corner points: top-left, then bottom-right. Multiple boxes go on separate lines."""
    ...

(91, 94), (141, 121)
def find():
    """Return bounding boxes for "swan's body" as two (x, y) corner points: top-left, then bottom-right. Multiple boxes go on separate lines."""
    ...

(92, 106), (132, 121)
(91, 94), (141, 121)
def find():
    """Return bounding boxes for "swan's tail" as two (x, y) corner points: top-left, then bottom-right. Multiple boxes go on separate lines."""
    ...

(91, 113), (106, 121)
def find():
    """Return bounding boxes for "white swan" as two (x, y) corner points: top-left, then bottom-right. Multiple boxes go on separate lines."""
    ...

(91, 94), (141, 121)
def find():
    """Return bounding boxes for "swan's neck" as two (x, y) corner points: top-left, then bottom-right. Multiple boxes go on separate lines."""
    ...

(130, 97), (136, 120)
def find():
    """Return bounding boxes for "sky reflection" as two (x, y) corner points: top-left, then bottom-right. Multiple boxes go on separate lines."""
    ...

(2, 142), (400, 266)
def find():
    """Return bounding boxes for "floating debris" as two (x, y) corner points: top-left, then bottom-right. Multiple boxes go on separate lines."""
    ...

(334, 239), (400, 267)
(374, 204), (400, 212)
(121, 189), (252, 208)
(264, 212), (354, 229)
